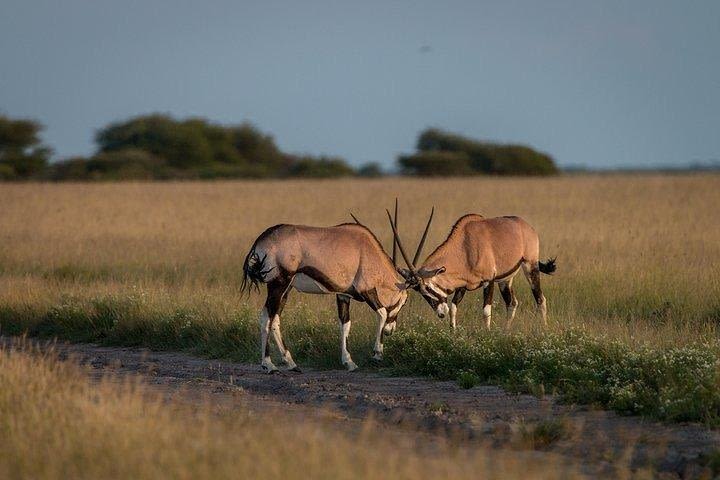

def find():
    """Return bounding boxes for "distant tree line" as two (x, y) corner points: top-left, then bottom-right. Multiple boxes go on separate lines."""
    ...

(52, 114), (365, 180)
(0, 115), (51, 180)
(1, 113), (559, 180)
(399, 128), (558, 176)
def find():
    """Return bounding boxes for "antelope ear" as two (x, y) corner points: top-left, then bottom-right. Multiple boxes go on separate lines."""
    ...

(418, 266), (445, 278)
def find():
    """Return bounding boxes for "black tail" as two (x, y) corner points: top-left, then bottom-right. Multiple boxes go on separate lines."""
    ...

(240, 249), (274, 295)
(539, 257), (557, 275)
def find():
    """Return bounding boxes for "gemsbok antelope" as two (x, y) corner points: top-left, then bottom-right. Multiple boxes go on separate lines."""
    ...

(388, 212), (556, 329)
(241, 210), (426, 373)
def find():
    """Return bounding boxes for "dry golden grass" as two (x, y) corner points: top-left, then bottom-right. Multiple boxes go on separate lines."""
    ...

(1, 174), (719, 346)
(0, 175), (718, 476)
(0, 341), (587, 480)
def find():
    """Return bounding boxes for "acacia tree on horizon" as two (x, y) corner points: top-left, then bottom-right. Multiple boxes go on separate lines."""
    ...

(0, 114), (52, 179)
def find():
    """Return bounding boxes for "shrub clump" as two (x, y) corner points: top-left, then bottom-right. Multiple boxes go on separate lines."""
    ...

(457, 370), (481, 389)
(399, 128), (558, 176)
(49, 114), (358, 180)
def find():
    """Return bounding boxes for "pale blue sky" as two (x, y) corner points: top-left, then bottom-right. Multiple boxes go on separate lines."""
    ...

(1, 0), (718, 169)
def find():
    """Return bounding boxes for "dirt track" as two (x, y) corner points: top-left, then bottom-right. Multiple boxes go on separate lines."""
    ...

(6, 338), (720, 479)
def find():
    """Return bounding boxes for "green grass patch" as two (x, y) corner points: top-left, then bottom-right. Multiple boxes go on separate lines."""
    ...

(456, 371), (481, 389)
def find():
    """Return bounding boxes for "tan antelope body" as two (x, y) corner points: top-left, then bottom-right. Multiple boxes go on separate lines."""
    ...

(389, 213), (556, 329)
(242, 222), (408, 372)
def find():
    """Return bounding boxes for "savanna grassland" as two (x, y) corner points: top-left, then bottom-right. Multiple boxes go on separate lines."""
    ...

(1, 175), (720, 423)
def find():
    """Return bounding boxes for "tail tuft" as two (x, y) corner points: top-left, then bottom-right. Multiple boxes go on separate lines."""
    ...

(539, 257), (557, 275)
(240, 250), (274, 295)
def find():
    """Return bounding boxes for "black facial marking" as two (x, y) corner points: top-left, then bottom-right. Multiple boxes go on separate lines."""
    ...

(419, 286), (441, 310)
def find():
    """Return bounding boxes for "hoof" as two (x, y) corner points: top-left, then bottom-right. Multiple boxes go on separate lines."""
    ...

(287, 366), (302, 373)
(344, 361), (358, 372)
(370, 355), (383, 364)
(261, 365), (280, 374)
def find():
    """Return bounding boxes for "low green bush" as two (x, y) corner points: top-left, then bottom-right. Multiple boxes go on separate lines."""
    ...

(385, 321), (720, 424)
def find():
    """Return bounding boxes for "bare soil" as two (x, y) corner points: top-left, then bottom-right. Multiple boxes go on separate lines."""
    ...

(5, 337), (719, 479)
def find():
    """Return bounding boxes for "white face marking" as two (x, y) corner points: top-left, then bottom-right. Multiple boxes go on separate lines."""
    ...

(425, 281), (446, 300)
(291, 273), (330, 294)
(436, 302), (449, 318)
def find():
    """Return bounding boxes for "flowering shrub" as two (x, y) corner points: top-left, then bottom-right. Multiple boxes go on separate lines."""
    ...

(385, 322), (720, 424)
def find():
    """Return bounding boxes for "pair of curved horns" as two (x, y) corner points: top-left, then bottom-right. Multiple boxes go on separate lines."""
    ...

(386, 199), (434, 274)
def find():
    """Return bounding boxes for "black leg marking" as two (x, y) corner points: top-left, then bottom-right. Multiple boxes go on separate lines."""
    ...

(262, 280), (290, 369)
(337, 295), (350, 323)
(499, 283), (513, 308)
(452, 287), (467, 307)
(483, 283), (494, 308)
(363, 288), (382, 311)
(528, 269), (544, 306)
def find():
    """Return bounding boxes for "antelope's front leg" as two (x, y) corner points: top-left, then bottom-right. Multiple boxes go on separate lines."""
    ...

(372, 307), (388, 361)
(483, 283), (494, 328)
(336, 295), (357, 371)
(450, 288), (466, 330)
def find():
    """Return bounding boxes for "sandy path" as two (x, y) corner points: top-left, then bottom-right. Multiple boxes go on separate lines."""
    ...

(5, 338), (719, 479)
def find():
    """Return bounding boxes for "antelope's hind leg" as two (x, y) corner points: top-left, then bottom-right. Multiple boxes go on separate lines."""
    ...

(372, 307), (388, 361)
(337, 295), (357, 371)
(522, 262), (548, 327)
(498, 278), (519, 330)
(260, 280), (294, 373)
(271, 285), (300, 372)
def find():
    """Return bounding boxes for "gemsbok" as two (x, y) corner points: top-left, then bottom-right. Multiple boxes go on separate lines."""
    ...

(241, 209), (426, 373)
(388, 212), (556, 329)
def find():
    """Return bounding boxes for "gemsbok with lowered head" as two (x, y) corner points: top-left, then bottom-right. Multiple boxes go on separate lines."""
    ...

(241, 208), (427, 373)
(388, 212), (556, 329)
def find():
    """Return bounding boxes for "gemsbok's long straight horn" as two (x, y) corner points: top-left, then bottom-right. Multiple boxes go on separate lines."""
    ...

(349, 212), (362, 225)
(391, 198), (398, 267)
(412, 206), (434, 267)
(386, 209), (417, 274)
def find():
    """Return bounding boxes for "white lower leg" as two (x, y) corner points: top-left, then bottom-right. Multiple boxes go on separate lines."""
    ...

(449, 303), (458, 330)
(483, 304), (492, 328)
(259, 308), (277, 372)
(539, 296), (547, 327)
(373, 307), (387, 360)
(340, 320), (357, 371)
(271, 316), (297, 369)
(506, 299), (518, 329)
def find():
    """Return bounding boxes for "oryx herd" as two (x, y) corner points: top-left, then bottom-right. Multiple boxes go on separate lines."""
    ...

(241, 201), (556, 373)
